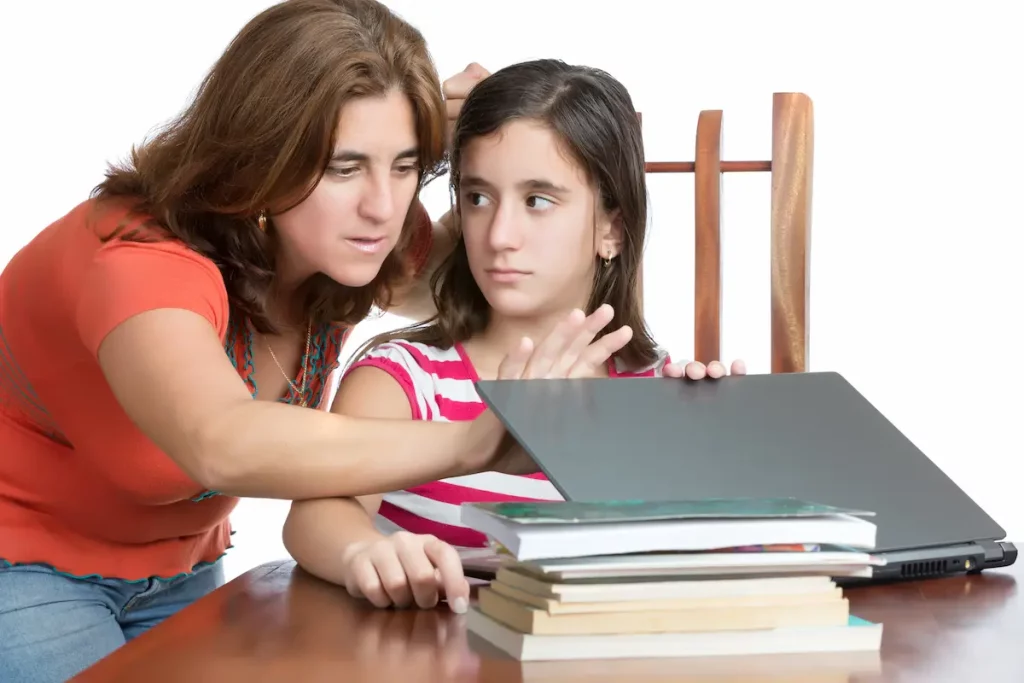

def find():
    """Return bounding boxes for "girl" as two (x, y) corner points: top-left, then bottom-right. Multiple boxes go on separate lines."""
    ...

(0, 3), (621, 680)
(284, 58), (746, 615)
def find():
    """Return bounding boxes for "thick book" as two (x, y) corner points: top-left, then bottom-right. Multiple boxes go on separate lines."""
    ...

(463, 498), (876, 525)
(460, 498), (877, 562)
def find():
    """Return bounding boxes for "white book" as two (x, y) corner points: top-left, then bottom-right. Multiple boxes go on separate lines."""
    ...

(461, 505), (877, 562)
(467, 608), (883, 662)
(514, 548), (886, 581)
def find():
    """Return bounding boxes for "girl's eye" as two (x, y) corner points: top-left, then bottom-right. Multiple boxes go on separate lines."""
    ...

(526, 195), (554, 210)
(330, 166), (359, 177)
(466, 192), (491, 207)
(395, 164), (419, 175)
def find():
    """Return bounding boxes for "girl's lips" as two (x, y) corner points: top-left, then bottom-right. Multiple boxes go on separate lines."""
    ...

(486, 269), (530, 283)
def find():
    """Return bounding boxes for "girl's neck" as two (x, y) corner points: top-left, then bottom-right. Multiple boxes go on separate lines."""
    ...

(463, 308), (610, 380)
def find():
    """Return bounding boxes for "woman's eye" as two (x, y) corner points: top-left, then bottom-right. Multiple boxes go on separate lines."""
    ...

(526, 195), (553, 210)
(395, 164), (419, 175)
(467, 192), (490, 207)
(330, 166), (359, 177)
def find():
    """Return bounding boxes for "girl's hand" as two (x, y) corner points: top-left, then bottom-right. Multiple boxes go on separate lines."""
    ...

(342, 532), (470, 614)
(664, 358), (747, 379)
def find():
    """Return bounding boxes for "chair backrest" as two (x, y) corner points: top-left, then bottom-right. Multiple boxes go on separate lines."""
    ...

(638, 93), (813, 373)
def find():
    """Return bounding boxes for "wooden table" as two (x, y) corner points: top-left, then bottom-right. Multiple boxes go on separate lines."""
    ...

(74, 559), (1023, 682)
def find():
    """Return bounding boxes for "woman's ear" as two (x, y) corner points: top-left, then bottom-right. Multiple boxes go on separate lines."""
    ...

(596, 208), (624, 260)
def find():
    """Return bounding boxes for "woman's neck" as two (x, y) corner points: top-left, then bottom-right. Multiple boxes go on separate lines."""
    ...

(463, 308), (610, 380)
(265, 281), (308, 333)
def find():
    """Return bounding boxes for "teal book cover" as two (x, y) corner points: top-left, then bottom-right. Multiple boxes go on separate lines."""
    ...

(464, 498), (876, 525)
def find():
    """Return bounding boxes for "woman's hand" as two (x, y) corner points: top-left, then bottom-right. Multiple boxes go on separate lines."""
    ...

(460, 305), (631, 475)
(496, 304), (632, 380)
(442, 62), (490, 145)
(341, 531), (471, 614)
(664, 358), (747, 379)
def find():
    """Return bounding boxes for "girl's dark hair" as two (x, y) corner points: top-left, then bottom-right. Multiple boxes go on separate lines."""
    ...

(92, 0), (447, 334)
(363, 58), (658, 369)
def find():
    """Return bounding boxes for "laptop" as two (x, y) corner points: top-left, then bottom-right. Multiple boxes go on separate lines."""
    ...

(473, 371), (1016, 583)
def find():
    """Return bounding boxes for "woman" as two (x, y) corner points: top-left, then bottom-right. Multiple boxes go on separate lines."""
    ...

(283, 59), (746, 615)
(0, 2), (624, 680)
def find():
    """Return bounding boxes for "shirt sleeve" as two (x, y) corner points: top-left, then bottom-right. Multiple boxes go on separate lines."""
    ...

(344, 341), (433, 420)
(405, 201), (434, 278)
(75, 237), (229, 357)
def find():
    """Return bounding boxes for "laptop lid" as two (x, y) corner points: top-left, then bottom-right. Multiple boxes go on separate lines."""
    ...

(473, 371), (1006, 555)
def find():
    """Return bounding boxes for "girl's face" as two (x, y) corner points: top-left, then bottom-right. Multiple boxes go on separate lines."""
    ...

(458, 120), (621, 320)
(272, 90), (422, 288)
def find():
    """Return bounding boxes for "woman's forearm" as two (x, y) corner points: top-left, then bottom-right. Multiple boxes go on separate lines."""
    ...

(195, 402), (492, 499)
(283, 497), (382, 586)
(94, 307), (505, 501)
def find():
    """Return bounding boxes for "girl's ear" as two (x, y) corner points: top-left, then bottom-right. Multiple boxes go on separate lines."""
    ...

(596, 208), (624, 260)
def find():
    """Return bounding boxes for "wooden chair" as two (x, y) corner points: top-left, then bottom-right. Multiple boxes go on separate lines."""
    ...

(638, 93), (813, 373)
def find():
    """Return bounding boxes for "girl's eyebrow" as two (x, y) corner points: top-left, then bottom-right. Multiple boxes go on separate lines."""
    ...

(462, 175), (571, 195)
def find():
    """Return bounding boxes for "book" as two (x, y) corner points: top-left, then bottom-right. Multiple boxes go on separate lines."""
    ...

(508, 545), (885, 581)
(460, 497), (885, 662)
(466, 609), (884, 661)
(492, 567), (843, 606)
(477, 585), (850, 635)
(464, 498), (876, 524)
(460, 498), (877, 562)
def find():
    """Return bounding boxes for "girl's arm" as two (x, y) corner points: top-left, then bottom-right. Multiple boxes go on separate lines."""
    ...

(282, 364), (470, 610)
(282, 364), (410, 584)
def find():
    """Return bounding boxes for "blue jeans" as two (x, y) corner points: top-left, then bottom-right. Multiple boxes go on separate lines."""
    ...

(0, 559), (224, 682)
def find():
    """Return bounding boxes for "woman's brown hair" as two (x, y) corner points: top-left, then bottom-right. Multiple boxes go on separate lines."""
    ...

(361, 59), (659, 370)
(92, 0), (447, 334)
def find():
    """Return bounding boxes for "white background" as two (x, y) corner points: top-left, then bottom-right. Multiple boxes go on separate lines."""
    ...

(2, 1), (1021, 580)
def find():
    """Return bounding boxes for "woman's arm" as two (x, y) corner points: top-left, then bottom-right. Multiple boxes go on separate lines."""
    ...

(96, 308), (504, 499)
(387, 205), (457, 321)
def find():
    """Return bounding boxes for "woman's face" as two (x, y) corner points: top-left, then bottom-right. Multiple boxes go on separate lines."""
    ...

(272, 89), (422, 288)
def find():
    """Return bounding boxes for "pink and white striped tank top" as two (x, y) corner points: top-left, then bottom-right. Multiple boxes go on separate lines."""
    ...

(345, 339), (670, 549)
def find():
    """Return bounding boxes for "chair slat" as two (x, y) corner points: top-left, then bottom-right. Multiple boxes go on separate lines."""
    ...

(694, 110), (723, 364)
(770, 93), (814, 373)
(636, 93), (813, 372)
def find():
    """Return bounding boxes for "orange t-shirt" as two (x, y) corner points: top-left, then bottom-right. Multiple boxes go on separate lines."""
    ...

(0, 198), (434, 580)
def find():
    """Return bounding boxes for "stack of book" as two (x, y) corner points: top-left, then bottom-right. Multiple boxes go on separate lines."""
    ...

(459, 498), (886, 661)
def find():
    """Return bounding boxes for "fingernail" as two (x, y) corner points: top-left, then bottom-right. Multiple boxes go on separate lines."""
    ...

(452, 597), (468, 614)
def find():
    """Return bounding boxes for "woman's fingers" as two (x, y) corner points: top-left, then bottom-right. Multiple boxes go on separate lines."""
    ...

(568, 325), (633, 377)
(495, 306), (634, 380)
(495, 336), (534, 380)
(554, 304), (615, 376)
(521, 308), (586, 378)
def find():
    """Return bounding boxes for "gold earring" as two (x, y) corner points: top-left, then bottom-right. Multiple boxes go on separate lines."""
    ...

(257, 210), (268, 232)
(602, 253), (612, 267)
